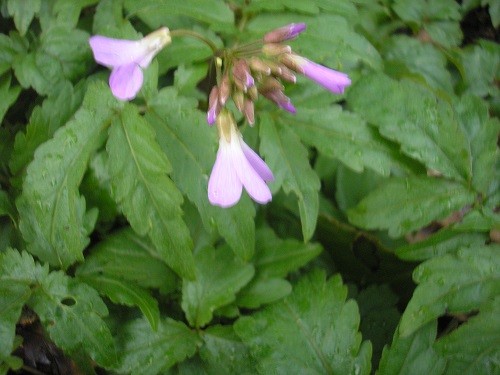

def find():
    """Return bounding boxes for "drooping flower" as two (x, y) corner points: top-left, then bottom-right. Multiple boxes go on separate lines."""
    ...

(283, 54), (351, 94)
(208, 110), (274, 207)
(89, 27), (171, 100)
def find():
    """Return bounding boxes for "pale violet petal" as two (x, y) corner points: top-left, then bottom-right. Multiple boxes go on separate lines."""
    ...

(300, 58), (351, 94)
(240, 141), (274, 182)
(109, 63), (144, 100)
(231, 139), (272, 205)
(208, 141), (243, 207)
(89, 36), (148, 67)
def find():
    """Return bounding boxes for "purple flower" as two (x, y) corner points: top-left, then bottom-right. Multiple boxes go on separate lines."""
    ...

(286, 55), (351, 94)
(208, 111), (273, 207)
(89, 27), (171, 100)
(264, 23), (307, 43)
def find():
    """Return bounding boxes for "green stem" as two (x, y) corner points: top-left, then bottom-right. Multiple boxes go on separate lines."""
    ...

(170, 29), (218, 53)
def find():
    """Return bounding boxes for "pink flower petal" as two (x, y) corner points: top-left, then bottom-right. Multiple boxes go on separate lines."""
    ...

(208, 141), (243, 207)
(89, 36), (148, 68)
(240, 141), (274, 182)
(109, 63), (144, 101)
(300, 57), (351, 94)
(231, 140), (272, 205)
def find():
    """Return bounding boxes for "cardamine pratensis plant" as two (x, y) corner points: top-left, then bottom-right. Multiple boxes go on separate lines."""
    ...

(89, 23), (351, 208)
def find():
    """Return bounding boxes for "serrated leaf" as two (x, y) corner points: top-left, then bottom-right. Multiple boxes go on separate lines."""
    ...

(17, 82), (117, 269)
(7, 0), (41, 35)
(12, 25), (91, 95)
(0, 73), (20, 124)
(0, 281), (31, 358)
(377, 321), (446, 375)
(123, 0), (233, 28)
(182, 246), (254, 328)
(236, 277), (292, 309)
(115, 317), (200, 375)
(434, 296), (500, 375)
(348, 73), (471, 182)
(76, 227), (177, 293)
(455, 95), (500, 194)
(399, 245), (500, 337)
(260, 113), (320, 241)
(287, 106), (415, 177)
(198, 325), (257, 375)
(392, 0), (461, 23)
(28, 271), (116, 367)
(396, 230), (488, 261)
(254, 226), (322, 278)
(383, 35), (453, 93)
(106, 103), (195, 279)
(146, 88), (256, 261)
(78, 274), (160, 332)
(348, 176), (476, 237)
(235, 270), (372, 374)
(10, 81), (85, 175)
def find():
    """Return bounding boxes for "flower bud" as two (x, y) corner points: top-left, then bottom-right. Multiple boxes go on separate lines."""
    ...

(233, 59), (254, 89)
(244, 98), (255, 125)
(232, 90), (245, 112)
(262, 43), (292, 57)
(207, 86), (220, 125)
(248, 57), (272, 75)
(219, 74), (231, 105)
(263, 23), (306, 43)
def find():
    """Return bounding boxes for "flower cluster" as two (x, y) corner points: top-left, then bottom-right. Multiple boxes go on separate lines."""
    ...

(206, 23), (350, 207)
(88, 23), (351, 208)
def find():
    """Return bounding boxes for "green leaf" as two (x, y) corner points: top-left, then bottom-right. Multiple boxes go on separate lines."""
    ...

(146, 88), (256, 261)
(199, 325), (257, 375)
(115, 317), (200, 375)
(0, 32), (27, 75)
(253, 226), (322, 278)
(123, 0), (233, 28)
(29, 271), (116, 367)
(17, 82), (116, 269)
(76, 227), (177, 293)
(392, 0), (461, 23)
(0, 250), (48, 359)
(106, 103), (195, 279)
(377, 321), (446, 375)
(235, 270), (372, 374)
(7, 0), (41, 35)
(348, 176), (476, 237)
(382, 35), (453, 93)
(182, 246), (254, 328)
(455, 40), (499, 97)
(399, 245), (500, 337)
(434, 297), (500, 375)
(78, 274), (160, 332)
(0, 73), (20, 124)
(236, 277), (292, 309)
(454, 95), (500, 194)
(12, 25), (91, 95)
(260, 113), (321, 241)
(424, 21), (462, 48)
(0, 281), (31, 358)
(287, 106), (415, 177)
(10, 81), (85, 175)
(347, 73), (471, 182)
(396, 230), (488, 261)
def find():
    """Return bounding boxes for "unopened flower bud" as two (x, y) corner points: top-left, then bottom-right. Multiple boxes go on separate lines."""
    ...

(244, 98), (255, 125)
(260, 87), (296, 114)
(262, 43), (292, 56)
(233, 60), (255, 89)
(259, 77), (284, 93)
(263, 23), (306, 43)
(207, 86), (221, 125)
(233, 90), (245, 112)
(219, 74), (231, 105)
(275, 65), (296, 83)
(280, 53), (304, 74)
(248, 85), (259, 101)
(248, 57), (272, 75)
